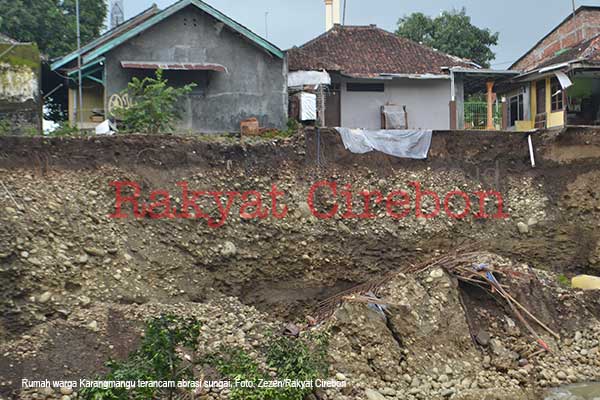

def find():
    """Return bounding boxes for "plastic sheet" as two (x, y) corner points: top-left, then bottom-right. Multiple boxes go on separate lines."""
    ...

(335, 128), (432, 159)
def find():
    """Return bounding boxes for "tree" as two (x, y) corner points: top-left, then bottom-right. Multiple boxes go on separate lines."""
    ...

(0, 0), (107, 58)
(396, 8), (499, 68)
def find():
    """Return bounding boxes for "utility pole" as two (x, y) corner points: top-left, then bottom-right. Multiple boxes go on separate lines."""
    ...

(265, 12), (269, 39)
(76, 0), (83, 126)
(343, 0), (347, 25)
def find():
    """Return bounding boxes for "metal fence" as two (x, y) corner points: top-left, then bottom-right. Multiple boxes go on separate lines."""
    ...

(464, 101), (501, 130)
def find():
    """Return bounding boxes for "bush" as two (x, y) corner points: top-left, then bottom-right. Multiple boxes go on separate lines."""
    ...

(115, 69), (196, 134)
(80, 315), (201, 400)
(210, 333), (329, 400)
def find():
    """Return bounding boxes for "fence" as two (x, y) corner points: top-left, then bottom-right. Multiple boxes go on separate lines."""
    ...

(464, 101), (501, 130)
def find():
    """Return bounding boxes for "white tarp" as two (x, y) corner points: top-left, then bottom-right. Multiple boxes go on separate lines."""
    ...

(288, 70), (331, 87)
(299, 92), (317, 121)
(95, 120), (115, 135)
(335, 128), (432, 159)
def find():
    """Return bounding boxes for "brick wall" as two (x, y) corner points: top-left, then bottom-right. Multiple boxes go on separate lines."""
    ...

(513, 8), (600, 71)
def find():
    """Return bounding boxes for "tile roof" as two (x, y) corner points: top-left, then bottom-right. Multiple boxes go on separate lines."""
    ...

(535, 33), (600, 70)
(287, 25), (474, 77)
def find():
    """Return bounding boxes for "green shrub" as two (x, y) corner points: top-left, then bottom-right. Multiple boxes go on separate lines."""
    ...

(209, 333), (329, 400)
(80, 315), (201, 400)
(115, 69), (196, 134)
(48, 122), (80, 137)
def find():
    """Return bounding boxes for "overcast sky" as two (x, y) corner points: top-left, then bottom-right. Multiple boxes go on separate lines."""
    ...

(116, 0), (600, 68)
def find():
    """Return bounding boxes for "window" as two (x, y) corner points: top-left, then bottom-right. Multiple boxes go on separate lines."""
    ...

(509, 94), (524, 127)
(551, 77), (564, 111)
(346, 82), (385, 92)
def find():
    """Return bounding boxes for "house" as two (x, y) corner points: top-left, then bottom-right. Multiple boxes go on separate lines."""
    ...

(502, 6), (600, 130)
(287, 0), (519, 131)
(287, 23), (475, 130)
(0, 33), (42, 135)
(50, 0), (287, 133)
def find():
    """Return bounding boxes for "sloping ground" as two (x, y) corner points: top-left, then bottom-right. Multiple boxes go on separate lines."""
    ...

(0, 128), (599, 399)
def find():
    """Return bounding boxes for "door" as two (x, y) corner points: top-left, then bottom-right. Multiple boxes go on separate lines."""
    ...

(535, 80), (547, 129)
(325, 83), (341, 127)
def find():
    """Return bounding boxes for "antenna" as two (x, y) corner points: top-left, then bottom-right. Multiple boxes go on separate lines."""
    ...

(111, 0), (125, 29)
(265, 11), (269, 39)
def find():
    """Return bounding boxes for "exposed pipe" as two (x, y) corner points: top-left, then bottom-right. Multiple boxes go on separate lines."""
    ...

(528, 134), (536, 168)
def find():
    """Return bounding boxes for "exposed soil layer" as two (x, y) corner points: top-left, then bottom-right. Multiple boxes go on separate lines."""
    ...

(0, 128), (599, 399)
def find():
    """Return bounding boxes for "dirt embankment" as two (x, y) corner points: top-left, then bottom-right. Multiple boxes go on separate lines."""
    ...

(0, 128), (599, 399)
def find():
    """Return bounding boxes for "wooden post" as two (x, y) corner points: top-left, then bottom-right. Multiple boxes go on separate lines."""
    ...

(486, 81), (495, 130)
(449, 100), (457, 129)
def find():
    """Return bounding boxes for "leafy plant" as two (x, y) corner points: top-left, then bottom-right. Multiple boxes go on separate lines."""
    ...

(260, 118), (301, 139)
(557, 274), (570, 287)
(114, 69), (196, 134)
(0, 119), (11, 136)
(209, 333), (329, 400)
(47, 122), (80, 137)
(80, 315), (201, 400)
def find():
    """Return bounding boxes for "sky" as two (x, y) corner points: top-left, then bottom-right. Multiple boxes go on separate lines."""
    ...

(115, 0), (600, 68)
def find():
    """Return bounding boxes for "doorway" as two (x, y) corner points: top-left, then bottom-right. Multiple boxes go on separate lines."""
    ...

(535, 79), (547, 128)
(325, 83), (341, 127)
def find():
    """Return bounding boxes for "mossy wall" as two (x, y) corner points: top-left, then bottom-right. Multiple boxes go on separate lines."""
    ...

(0, 42), (41, 135)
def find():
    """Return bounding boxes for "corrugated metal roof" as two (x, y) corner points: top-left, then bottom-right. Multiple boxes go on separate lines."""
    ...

(121, 61), (227, 73)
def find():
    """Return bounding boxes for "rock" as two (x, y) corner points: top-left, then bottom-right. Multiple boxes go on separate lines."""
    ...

(88, 320), (99, 332)
(335, 372), (346, 381)
(84, 246), (106, 257)
(430, 268), (445, 279)
(365, 389), (387, 400)
(38, 291), (52, 303)
(527, 217), (538, 226)
(517, 222), (529, 234)
(575, 331), (583, 342)
(28, 257), (42, 266)
(444, 365), (453, 375)
(556, 371), (567, 380)
(338, 221), (352, 234)
(380, 387), (396, 396)
(298, 202), (313, 218)
(60, 387), (73, 395)
(77, 254), (89, 264)
(79, 295), (91, 306)
(438, 374), (449, 383)
(220, 241), (237, 257)
(5, 206), (16, 214)
(123, 253), (133, 261)
(475, 329), (491, 346)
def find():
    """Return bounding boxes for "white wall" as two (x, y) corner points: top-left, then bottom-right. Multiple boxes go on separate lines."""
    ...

(339, 78), (452, 130)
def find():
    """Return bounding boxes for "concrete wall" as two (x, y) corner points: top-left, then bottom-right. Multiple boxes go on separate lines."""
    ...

(104, 5), (287, 133)
(0, 42), (41, 135)
(337, 77), (452, 130)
